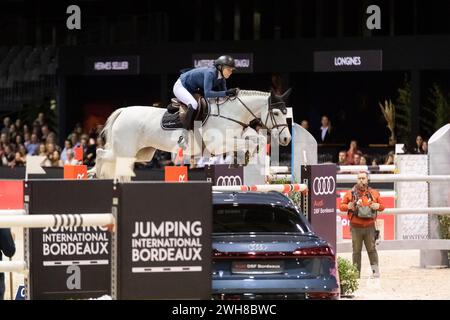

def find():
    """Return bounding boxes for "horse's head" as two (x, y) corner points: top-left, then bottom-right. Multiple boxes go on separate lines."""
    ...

(261, 88), (292, 146)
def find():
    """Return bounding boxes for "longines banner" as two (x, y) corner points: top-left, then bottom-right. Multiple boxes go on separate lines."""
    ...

(301, 164), (337, 251)
(85, 55), (140, 75)
(205, 164), (244, 186)
(27, 180), (113, 300)
(192, 53), (253, 73)
(314, 50), (382, 72)
(115, 182), (212, 299)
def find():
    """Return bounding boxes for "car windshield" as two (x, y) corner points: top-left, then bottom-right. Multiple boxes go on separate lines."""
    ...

(213, 204), (310, 233)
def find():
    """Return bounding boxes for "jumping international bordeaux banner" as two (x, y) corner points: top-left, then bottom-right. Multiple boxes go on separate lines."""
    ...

(27, 180), (113, 300)
(114, 182), (212, 300)
(301, 164), (337, 251)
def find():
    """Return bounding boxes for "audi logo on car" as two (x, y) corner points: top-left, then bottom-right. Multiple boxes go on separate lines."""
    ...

(312, 176), (336, 195)
(216, 175), (242, 186)
(248, 243), (267, 251)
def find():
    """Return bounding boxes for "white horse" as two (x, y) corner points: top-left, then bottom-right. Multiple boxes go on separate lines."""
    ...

(90, 89), (292, 179)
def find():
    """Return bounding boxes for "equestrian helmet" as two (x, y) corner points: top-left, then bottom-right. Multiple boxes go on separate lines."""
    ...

(214, 55), (236, 69)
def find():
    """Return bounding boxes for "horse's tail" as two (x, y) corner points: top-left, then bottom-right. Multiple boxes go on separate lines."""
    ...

(101, 108), (124, 149)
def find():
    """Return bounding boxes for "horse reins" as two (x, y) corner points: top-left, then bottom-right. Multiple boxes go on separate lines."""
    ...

(210, 95), (288, 134)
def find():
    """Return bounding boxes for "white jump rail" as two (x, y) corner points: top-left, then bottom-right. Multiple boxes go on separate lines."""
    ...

(212, 183), (308, 193)
(337, 207), (450, 215)
(269, 174), (450, 183)
(337, 174), (450, 183)
(337, 165), (396, 172)
(338, 239), (450, 252)
(0, 261), (28, 274)
(0, 209), (26, 215)
(0, 213), (114, 228)
(269, 165), (397, 174)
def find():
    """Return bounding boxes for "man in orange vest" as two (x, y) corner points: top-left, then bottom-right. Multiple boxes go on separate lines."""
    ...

(340, 171), (384, 278)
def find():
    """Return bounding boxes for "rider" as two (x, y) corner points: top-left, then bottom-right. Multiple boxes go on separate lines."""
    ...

(173, 55), (239, 129)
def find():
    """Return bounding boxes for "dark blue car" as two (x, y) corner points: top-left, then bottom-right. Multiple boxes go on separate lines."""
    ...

(212, 191), (340, 300)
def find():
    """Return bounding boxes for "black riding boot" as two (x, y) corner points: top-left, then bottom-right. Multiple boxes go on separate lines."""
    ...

(184, 104), (195, 130)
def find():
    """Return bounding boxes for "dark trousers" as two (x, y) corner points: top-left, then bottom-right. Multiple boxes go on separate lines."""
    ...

(350, 225), (379, 276)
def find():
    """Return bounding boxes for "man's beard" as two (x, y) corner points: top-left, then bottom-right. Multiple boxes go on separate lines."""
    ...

(356, 182), (368, 191)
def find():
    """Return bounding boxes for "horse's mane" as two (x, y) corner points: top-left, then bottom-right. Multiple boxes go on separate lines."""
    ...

(237, 90), (270, 97)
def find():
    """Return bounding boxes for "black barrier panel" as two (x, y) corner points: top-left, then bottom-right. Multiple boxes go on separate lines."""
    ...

(205, 164), (244, 186)
(26, 179), (113, 300)
(301, 165), (337, 251)
(115, 182), (212, 300)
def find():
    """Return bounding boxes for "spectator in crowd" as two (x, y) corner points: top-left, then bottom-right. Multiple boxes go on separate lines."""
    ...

(61, 139), (73, 163)
(37, 143), (47, 157)
(346, 140), (359, 164)
(353, 152), (362, 166)
(14, 135), (23, 147)
(10, 152), (26, 168)
(360, 154), (369, 166)
(1, 117), (11, 135)
(300, 120), (309, 131)
(84, 137), (97, 167)
(0, 133), (9, 146)
(44, 150), (63, 167)
(64, 149), (80, 165)
(339, 171), (384, 278)
(384, 151), (395, 165)
(413, 135), (426, 154)
(371, 157), (379, 166)
(51, 150), (64, 167)
(22, 124), (30, 136)
(8, 124), (17, 142)
(33, 112), (46, 127)
(0, 228), (16, 300)
(41, 125), (51, 142)
(46, 142), (57, 155)
(14, 118), (22, 132)
(1, 145), (15, 166)
(316, 115), (333, 144)
(26, 134), (40, 155)
(70, 132), (80, 148)
(422, 141), (428, 154)
(18, 144), (27, 158)
(23, 132), (31, 146)
(337, 150), (347, 165)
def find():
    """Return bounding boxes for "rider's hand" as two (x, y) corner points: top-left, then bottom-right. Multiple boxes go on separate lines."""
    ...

(226, 88), (238, 97)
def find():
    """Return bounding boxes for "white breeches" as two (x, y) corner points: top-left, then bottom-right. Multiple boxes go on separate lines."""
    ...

(173, 79), (198, 109)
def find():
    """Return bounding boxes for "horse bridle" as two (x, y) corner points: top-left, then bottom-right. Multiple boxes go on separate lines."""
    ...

(211, 95), (288, 135)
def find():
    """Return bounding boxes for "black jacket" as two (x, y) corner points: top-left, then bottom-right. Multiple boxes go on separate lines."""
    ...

(0, 228), (15, 299)
(316, 127), (333, 144)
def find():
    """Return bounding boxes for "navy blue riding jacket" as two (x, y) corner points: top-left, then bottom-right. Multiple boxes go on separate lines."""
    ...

(180, 67), (227, 98)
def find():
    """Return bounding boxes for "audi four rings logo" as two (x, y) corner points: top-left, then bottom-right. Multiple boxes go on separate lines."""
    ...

(216, 175), (242, 186)
(248, 243), (267, 251)
(313, 176), (336, 195)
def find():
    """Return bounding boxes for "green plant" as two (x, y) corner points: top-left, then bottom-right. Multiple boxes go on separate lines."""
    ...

(268, 177), (304, 213)
(337, 257), (359, 296)
(430, 83), (450, 131)
(395, 75), (412, 144)
(438, 216), (450, 240)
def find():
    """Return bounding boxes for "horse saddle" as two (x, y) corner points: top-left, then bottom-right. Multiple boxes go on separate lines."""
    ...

(161, 94), (210, 130)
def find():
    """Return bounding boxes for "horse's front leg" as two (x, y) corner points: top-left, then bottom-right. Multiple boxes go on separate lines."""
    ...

(241, 128), (267, 164)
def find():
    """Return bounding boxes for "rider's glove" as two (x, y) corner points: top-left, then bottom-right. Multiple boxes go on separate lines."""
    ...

(226, 88), (238, 97)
